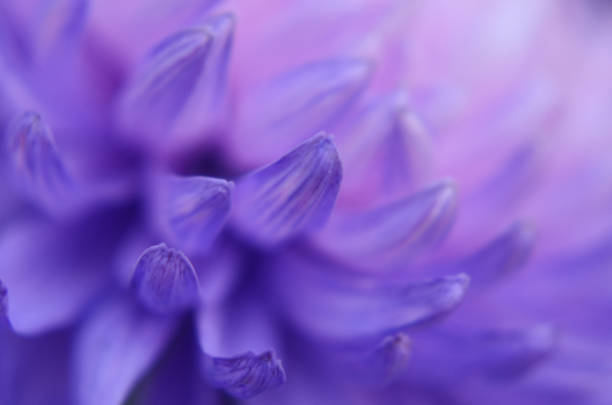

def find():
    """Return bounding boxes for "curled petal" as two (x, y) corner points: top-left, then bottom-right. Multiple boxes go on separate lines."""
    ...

(271, 253), (469, 340)
(150, 175), (232, 255)
(318, 181), (456, 271)
(117, 27), (213, 138)
(477, 324), (558, 380)
(196, 295), (286, 398)
(74, 296), (176, 405)
(462, 222), (535, 285)
(338, 91), (432, 208)
(130, 243), (200, 315)
(232, 133), (342, 246)
(235, 58), (372, 165)
(202, 351), (286, 399)
(5, 111), (74, 207)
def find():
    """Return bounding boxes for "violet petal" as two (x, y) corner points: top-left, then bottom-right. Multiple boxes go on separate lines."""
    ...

(236, 58), (372, 165)
(196, 296), (286, 398)
(462, 222), (535, 285)
(0, 221), (108, 334)
(5, 111), (74, 207)
(130, 243), (200, 315)
(151, 174), (232, 255)
(271, 253), (469, 340)
(233, 132), (342, 246)
(74, 295), (176, 405)
(116, 27), (213, 138)
(317, 181), (456, 271)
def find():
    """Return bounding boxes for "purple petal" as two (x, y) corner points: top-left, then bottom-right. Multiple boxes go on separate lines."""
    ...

(150, 174), (232, 255)
(196, 295), (286, 398)
(476, 324), (558, 380)
(0, 279), (6, 317)
(461, 222), (535, 285)
(116, 27), (213, 139)
(317, 181), (457, 271)
(235, 58), (372, 166)
(32, 0), (89, 59)
(232, 133), (342, 246)
(74, 295), (176, 405)
(271, 253), (470, 340)
(203, 351), (286, 399)
(130, 243), (200, 315)
(337, 91), (432, 208)
(0, 221), (110, 334)
(5, 111), (74, 207)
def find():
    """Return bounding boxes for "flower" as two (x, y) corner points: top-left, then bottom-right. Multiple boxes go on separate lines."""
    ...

(1, 0), (612, 405)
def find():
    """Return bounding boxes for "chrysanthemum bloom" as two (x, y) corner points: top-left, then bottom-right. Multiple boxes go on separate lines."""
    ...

(1, 0), (612, 404)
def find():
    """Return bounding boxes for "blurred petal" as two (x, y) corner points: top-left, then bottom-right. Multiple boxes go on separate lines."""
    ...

(337, 91), (432, 208)
(196, 294), (286, 398)
(0, 220), (113, 334)
(0, 324), (72, 405)
(5, 111), (75, 209)
(0, 280), (6, 317)
(150, 174), (232, 255)
(234, 58), (372, 166)
(318, 181), (456, 271)
(74, 295), (176, 405)
(461, 222), (535, 286)
(271, 252), (470, 340)
(130, 243), (200, 315)
(116, 27), (213, 139)
(232, 133), (342, 246)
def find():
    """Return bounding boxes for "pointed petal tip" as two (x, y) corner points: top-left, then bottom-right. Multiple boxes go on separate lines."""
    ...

(130, 243), (200, 315)
(364, 332), (411, 385)
(203, 350), (287, 399)
(154, 175), (232, 253)
(233, 132), (343, 245)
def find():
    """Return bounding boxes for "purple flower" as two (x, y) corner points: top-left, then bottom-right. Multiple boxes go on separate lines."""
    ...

(1, 1), (612, 404)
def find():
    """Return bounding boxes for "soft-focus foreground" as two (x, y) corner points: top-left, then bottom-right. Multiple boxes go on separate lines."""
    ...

(1, 1), (612, 404)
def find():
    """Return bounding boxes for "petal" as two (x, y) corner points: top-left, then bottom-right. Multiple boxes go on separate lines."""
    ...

(150, 174), (232, 255)
(31, 0), (89, 59)
(0, 279), (6, 317)
(116, 27), (213, 138)
(270, 252), (470, 340)
(5, 111), (74, 208)
(337, 91), (432, 208)
(74, 295), (176, 405)
(196, 295), (286, 398)
(461, 222), (535, 285)
(130, 243), (200, 315)
(476, 324), (558, 380)
(202, 351), (286, 399)
(317, 181), (457, 271)
(0, 220), (113, 334)
(232, 133), (342, 246)
(234, 58), (372, 166)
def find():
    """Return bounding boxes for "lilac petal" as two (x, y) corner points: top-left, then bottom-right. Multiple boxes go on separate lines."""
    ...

(317, 181), (457, 271)
(74, 295), (176, 405)
(130, 243), (200, 315)
(116, 27), (213, 138)
(196, 296), (286, 398)
(150, 174), (232, 255)
(0, 221), (109, 334)
(342, 333), (411, 387)
(203, 351), (286, 399)
(271, 253), (469, 340)
(461, 222), (535, 285)
(5, 111), (74, 207)
(232, 133), (342, 246)
(235, 58), (372, 166)
(32, 0), (89, 59)
(476, 324), (558, 380)
(337, 91), (432, 207)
